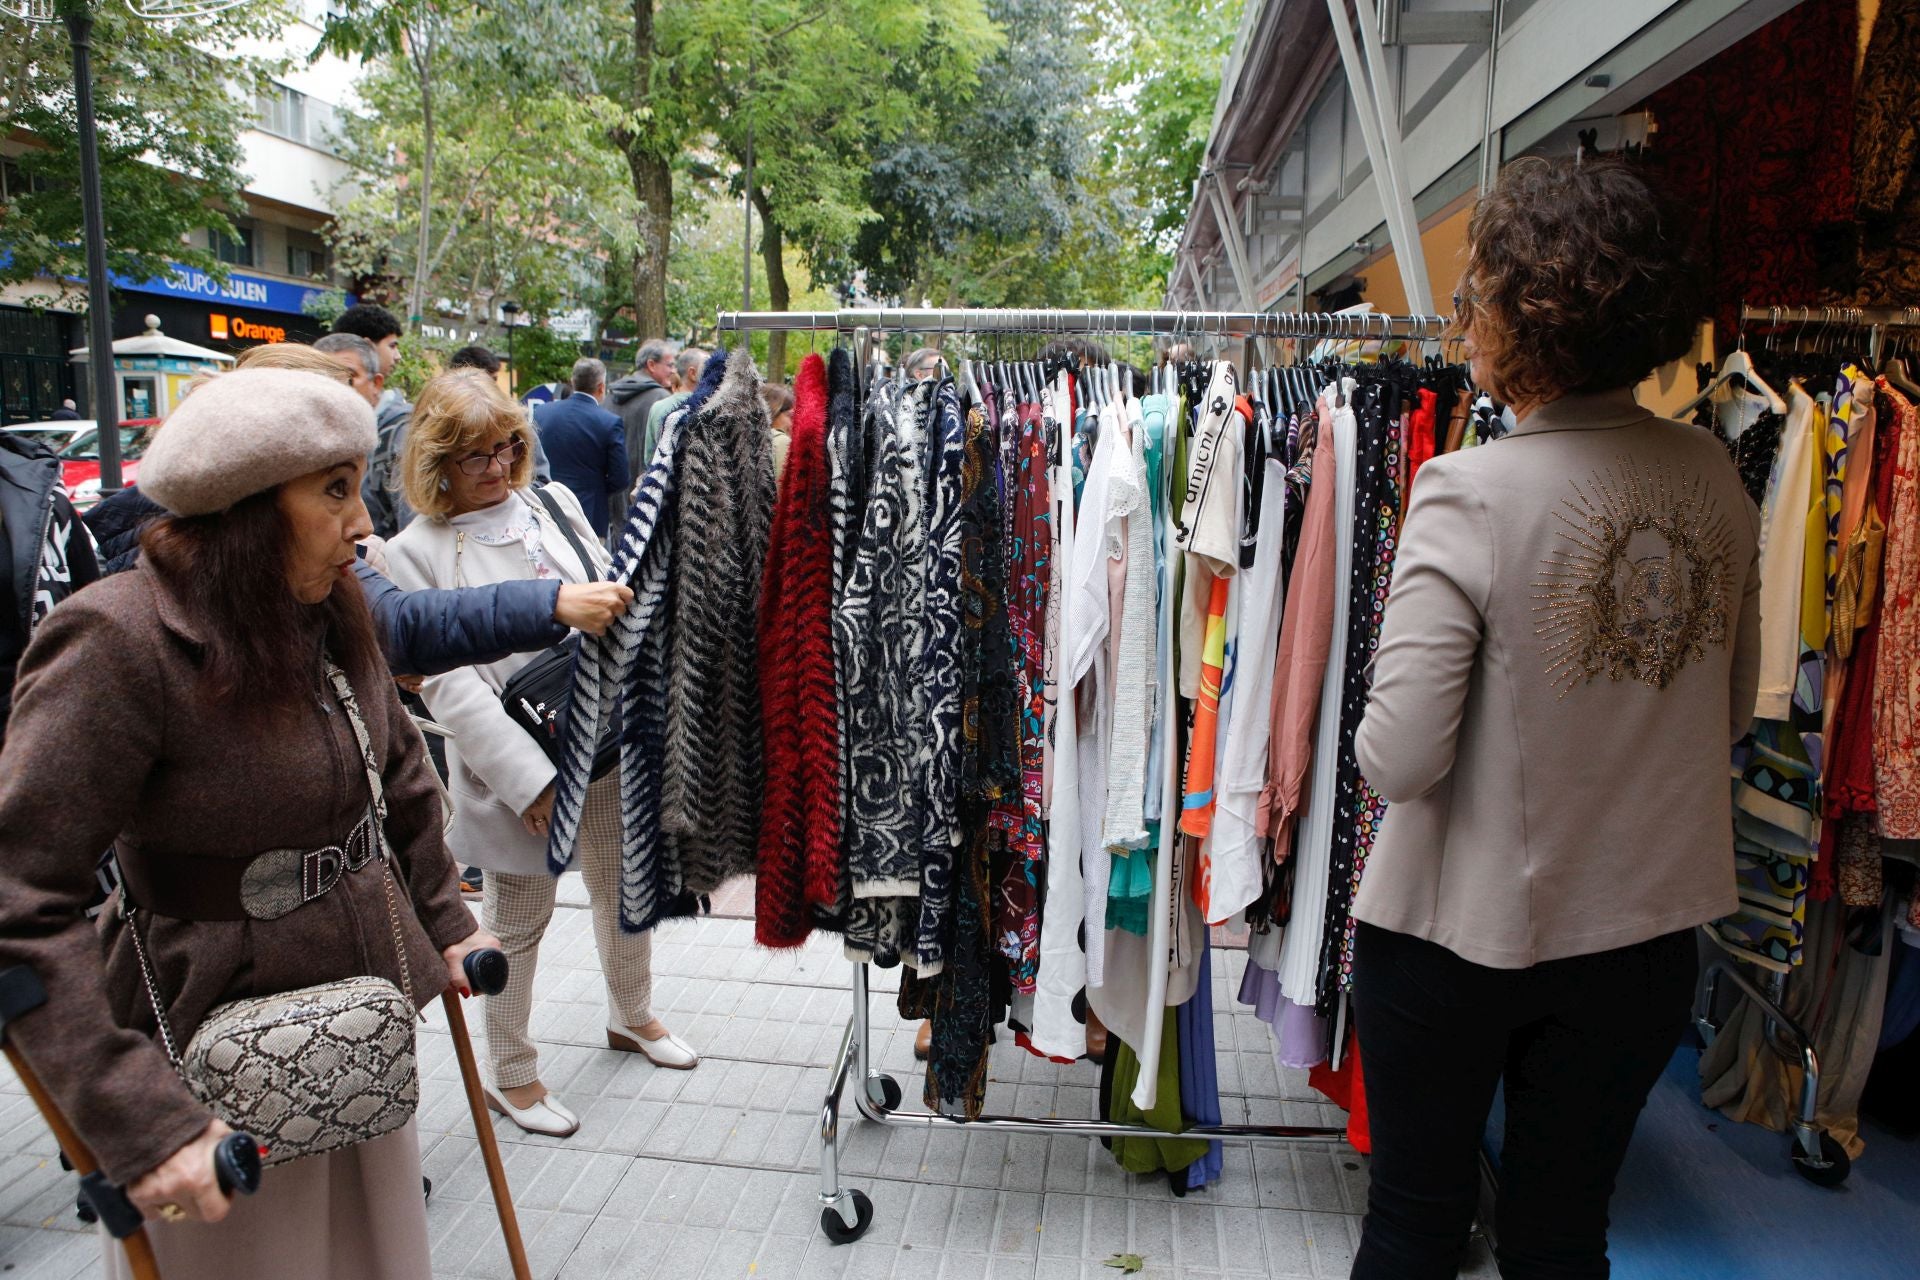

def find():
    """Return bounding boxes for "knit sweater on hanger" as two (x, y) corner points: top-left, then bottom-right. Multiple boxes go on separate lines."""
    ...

(661, 346), (777, 895)
(755, 353), (839, 948)
(546, 350), (732, 930)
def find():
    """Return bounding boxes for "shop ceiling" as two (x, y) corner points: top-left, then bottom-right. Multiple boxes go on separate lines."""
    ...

(1171, 0), (1803, 310)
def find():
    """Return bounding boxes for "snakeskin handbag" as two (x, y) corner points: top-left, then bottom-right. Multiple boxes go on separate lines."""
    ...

(128, 662), (421, 1166)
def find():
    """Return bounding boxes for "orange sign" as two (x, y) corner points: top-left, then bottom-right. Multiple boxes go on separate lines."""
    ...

(209, 313), (288, 344)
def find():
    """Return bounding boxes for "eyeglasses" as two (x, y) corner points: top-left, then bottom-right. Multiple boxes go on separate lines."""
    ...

(455, 439), (528, 475)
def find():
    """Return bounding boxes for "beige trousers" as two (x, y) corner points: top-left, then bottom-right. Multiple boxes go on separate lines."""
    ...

(105, 1120), (431, 1280)
(480, 774), (654, 1088)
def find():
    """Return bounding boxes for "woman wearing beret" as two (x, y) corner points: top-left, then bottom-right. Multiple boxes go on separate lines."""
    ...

(387, 370), (697, 1141)
(0, 368), (500, 1279)
(1350, 158), (1762, 1276)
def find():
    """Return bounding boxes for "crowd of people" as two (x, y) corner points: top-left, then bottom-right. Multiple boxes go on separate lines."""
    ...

(0, 158), (1775, 1280)
(0, 306), (720, 1275)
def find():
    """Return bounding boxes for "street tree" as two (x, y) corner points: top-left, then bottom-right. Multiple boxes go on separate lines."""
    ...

(0, 0), (294, 305)
(664, 0), (999, 374)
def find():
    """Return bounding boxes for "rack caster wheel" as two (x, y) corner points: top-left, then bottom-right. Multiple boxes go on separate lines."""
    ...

(820, 1190), (873, 1245)
(1793, 1132), (1851, 1187)
(865, 1074), (903, 1111)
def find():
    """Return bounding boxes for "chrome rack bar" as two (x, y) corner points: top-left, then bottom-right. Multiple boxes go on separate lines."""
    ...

(715, 307), (1450, 340)
(816, 960), (1350, 1244)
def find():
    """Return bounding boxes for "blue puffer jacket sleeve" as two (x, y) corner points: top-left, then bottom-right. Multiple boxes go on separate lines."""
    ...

(354, 561), (566, 676)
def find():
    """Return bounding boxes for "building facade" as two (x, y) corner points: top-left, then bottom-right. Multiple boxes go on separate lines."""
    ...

(0, 1), (357, 423)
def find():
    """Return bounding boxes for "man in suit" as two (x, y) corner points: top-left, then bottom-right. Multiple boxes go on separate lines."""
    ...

(533, 358), (629, 540)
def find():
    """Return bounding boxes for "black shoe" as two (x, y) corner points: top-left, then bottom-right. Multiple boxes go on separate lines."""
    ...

(460, 867), (484, 897)
(423, 1176), (433, 1202)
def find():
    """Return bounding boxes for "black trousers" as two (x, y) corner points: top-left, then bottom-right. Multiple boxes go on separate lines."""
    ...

(1350, 921), (1696, 1280)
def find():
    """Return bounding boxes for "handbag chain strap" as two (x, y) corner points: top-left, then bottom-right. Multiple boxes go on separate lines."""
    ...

(127, 659), (418, 1062)
(324, 660), (415, 1010)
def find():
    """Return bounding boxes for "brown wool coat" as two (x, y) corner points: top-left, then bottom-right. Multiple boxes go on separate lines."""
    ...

(0, 564), (474, 1185)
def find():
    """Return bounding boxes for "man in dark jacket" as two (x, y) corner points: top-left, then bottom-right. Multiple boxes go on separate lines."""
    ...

(1, 432), (100, 738)
(534, 357), (630, 539)
(331, 304), (416, 539)
(606, 338), (676, 487)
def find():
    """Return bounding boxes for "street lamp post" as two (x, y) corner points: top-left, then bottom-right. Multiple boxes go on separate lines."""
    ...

(59, 2), (123, 495)
(501, 300), (522, 394)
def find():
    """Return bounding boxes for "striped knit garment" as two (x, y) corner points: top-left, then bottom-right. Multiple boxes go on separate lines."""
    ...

(661, 348), (777, 895)
(548, 350), (732, 932)
(755, 354), (839, 948)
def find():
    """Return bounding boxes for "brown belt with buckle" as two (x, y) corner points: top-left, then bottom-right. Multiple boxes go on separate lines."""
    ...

(114, 812), (383, 922)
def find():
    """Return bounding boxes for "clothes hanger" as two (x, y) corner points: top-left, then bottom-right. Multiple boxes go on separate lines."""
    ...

(1676, 319), (1787, 417)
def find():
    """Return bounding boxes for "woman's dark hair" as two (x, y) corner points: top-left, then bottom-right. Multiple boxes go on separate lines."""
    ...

(140, 490), (382, 709)
(1457, 156), (1705, 407)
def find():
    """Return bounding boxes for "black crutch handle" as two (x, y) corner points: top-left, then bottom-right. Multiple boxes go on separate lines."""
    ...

(79, 1131), (261, 1239)
(463, 948), (510, 997)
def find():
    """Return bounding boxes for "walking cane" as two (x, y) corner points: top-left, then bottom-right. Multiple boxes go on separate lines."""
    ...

(447, 948), (531, 1280)
(0, 966), (262, 1280)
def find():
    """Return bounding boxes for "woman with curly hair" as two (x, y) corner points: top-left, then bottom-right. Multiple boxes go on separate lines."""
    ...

(1348, 157), (1763, 1277)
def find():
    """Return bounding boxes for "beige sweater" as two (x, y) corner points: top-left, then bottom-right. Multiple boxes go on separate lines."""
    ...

(1353, 390), (1762, 968)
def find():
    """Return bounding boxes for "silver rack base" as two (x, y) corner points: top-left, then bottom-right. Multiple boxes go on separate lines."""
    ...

(816, 961), (1350, 1243)
(1691, 931), (1851, 1188)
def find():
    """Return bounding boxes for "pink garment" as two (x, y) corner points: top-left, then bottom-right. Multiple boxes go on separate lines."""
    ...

(1255, 406), (1339, 852)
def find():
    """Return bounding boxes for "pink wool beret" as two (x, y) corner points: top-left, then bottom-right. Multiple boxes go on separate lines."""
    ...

(140, 369), (378, 516)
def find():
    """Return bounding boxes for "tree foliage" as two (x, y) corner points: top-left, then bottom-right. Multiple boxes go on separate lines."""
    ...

(0, 1), (295, 304)
(320, 0), (636, 335)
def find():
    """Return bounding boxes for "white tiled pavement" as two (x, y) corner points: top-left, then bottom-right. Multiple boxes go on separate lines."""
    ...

(0, 878), (1498, 1278)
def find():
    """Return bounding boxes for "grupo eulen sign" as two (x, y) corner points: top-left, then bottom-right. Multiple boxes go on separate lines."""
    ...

(113, 261), (327, 318)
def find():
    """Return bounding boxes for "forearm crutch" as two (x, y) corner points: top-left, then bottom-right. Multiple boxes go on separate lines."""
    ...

(0, 966), (261, 1280)
(446, 948), (530, 1280)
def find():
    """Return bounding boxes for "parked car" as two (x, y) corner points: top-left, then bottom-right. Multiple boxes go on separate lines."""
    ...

(1, 420), (92, 456)
(58, 420), (161, 511)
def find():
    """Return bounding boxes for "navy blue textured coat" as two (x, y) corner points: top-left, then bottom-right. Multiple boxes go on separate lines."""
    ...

(85, 486), (566, 676)
(534, 391), (629, 538)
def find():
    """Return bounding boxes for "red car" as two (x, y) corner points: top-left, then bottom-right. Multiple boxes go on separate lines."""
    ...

(58, 419), (161, 511)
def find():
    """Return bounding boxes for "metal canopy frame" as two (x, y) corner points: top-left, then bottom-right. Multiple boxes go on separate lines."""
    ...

(711, 304), (1458, 1245)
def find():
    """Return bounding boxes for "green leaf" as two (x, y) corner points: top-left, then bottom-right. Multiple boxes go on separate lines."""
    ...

(1103, 1254), (1146, 1274)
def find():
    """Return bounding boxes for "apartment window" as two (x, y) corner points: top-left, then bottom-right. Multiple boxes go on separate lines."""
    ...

(287, 241), (328, 278)
(257, 83), (307, 143)
(211, 223), (255, 268)
(256, 82), (340, 156)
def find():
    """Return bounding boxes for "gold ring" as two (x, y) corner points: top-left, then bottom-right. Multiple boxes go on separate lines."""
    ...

(158, 1204), (187, 1223)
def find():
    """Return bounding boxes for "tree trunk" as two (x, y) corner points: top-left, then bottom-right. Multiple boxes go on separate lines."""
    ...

(753, 188), (789, 379)
(625, 0), (671, 341)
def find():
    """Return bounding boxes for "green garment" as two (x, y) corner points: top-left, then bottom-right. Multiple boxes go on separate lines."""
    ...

(641, 390), (690, 465)
(1107, 1011), (1209, 1174)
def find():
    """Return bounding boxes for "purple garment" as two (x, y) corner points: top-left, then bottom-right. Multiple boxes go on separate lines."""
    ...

(1237, 955), (1331, 1070)
(1178, 941), (1224, 1189)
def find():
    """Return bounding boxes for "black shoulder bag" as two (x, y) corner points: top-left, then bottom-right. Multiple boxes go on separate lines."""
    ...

(498, 487), (620, 780)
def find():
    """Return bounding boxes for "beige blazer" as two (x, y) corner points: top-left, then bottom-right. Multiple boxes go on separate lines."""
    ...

(1352, 390), (1763, 968)
(386, 482), (611, 876)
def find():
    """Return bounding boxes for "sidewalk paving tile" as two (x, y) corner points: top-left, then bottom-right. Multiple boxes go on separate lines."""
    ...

(0, 877), (1383, 1279)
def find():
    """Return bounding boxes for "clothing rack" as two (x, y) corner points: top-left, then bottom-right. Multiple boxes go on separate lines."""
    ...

(714, 306), (1452, 1244)
(1738, 305), (1920, 367)
(1688, 300), (1888, 1189)
(715, 306), (1451, 341)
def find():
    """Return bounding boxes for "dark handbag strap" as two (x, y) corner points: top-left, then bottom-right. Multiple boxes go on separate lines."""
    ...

(530, 485), (600, 586)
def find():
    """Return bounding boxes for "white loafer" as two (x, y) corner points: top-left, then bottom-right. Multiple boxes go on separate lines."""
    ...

(607, 1024), (700, 1070)
(482, 1083), (580, 1137)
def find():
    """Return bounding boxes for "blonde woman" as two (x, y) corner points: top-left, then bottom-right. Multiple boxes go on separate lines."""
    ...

(386, 371), (697, 1138)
